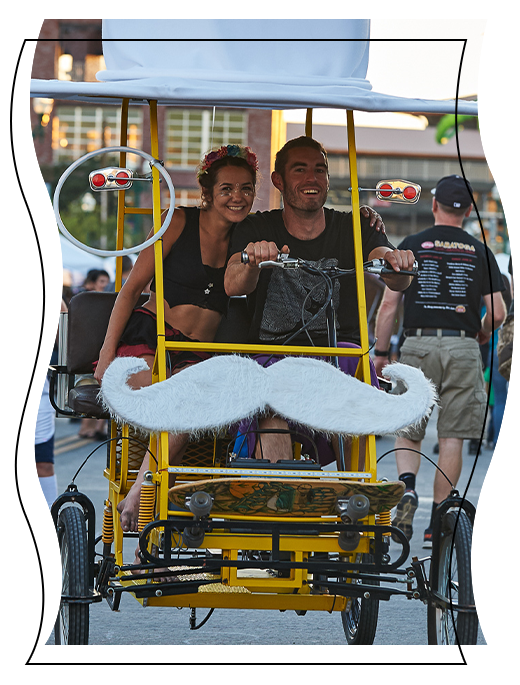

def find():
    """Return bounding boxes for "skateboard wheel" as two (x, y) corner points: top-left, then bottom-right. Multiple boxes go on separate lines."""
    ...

(346, 495), (370, 522)
(338, 530), (361, 551)
(188, 491), (213, 517)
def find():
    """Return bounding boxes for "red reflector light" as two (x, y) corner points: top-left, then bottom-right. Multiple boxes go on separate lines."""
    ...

(379, 183), (393, 198)
(92, 173), (106, 188)
(116, 171), (130, 185)
(403, 186), (417, 200)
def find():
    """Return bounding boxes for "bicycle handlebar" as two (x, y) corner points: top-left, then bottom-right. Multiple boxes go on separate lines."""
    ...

(240, 251), (418, 277)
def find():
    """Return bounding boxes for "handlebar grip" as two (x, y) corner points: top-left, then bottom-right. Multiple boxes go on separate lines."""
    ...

(241, 251), (289, 265)
(381, 260), (418, 276)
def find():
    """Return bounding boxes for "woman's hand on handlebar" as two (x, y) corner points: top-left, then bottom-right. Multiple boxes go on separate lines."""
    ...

(241, 241), (290, 268)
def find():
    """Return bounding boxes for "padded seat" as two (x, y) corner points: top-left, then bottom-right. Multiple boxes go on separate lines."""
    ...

(68, 382), (108, 418)
(65, 291), (148, 418)
(63, 293), (250, 421)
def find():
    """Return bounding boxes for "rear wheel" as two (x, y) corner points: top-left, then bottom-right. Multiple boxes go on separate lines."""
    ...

(427, 509), (477, 645)
(54, 506), (90, 645)
(341, 554), (379, 645)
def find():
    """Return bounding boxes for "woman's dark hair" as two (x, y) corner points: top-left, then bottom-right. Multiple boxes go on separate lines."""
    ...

(197, 156), (257, 209)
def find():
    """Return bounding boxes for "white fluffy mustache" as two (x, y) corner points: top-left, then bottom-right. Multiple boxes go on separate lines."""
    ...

(100, 355), (437, 438)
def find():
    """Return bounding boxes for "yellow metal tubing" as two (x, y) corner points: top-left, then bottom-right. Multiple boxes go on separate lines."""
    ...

(346, 110), (371, 382)
(115, 98), (130, 291)
(270, 110), (286, 209)
(163, 339), (367, 357)
(123, 207), (168, 215)
(148, 99), (171, 522)
(305, 108), (313, 137)
(128, 590), (348, 612)
(149, 100), (167, 385)
(346, 109), (377, 478)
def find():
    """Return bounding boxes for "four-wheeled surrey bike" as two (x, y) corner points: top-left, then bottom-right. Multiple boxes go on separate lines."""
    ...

(34, 27), (479, 647)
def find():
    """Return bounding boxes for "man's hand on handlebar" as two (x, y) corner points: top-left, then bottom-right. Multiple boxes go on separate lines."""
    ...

(382, 248), (416, 273)
(376, 248), (416, 292)
(241, 241), (290, 268)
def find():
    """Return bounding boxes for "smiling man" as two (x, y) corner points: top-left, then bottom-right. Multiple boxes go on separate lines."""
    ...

(224, 136), (415, 464)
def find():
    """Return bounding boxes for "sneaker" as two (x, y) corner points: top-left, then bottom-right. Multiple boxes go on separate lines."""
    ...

(423, 527), (433, 549)
(392, 490), (418, 542)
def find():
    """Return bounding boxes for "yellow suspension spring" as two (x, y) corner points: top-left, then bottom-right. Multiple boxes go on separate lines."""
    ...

(137, 471), (156, 532)
(376, 509), (392, 535)
(102, 500), (114, 544)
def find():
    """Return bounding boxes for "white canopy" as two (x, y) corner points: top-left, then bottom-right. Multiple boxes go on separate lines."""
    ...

(30, 19), (478, 116)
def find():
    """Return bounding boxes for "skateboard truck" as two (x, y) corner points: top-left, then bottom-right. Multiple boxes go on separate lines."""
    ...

(336, 494), (370, 552)
(182, 491), (214, 548)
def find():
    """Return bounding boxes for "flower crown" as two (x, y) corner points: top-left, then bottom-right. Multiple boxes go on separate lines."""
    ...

(197, 144), (259, 178)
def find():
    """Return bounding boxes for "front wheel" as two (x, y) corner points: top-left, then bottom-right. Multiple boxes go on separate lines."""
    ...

(341, 554), (379, 645)
(427, 509), (478, 645)
(54, 506), (90, 645)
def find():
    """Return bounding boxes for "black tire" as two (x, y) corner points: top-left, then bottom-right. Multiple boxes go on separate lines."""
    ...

(341, 554), (379, 645)
(427, 509), (478, 645)
(54, 506), (90, 645)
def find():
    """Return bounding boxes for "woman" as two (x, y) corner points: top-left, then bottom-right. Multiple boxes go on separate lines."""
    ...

(94, 144), (259, 533)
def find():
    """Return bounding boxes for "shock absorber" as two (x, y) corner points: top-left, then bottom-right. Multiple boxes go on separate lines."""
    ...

(102, 499), (114, 557)
(137, 471), (156, 532)
(102, 500), (114, 543)
(376, 509), (392, 535)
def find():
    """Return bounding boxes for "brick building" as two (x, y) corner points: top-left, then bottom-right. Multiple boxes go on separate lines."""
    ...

(31, 19), (273, 214)
(30, 19), (504, 250)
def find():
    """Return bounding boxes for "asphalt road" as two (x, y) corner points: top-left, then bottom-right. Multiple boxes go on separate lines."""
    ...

(45, 409), (490, 646)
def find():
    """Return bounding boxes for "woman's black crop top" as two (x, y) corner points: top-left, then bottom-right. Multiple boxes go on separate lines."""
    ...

(150, 206), (229, 314)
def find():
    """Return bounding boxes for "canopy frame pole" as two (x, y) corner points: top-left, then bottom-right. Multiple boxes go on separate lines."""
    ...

(346, 109), (377, 479)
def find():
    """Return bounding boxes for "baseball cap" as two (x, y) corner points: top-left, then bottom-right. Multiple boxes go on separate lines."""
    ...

(431, 175), (473, 209)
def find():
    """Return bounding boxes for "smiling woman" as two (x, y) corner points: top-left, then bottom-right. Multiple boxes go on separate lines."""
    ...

(93, 143), (259, 533)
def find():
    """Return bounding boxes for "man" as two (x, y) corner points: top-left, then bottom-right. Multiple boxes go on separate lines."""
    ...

(224, 136), (415, 464)
(373, 174), (506, 547)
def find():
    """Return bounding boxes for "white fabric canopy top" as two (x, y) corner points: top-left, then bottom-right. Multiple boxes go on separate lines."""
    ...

(30, 19), (477, 116)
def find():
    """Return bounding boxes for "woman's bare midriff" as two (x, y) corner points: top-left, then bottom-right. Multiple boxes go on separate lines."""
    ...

(141, 292), (223, 342)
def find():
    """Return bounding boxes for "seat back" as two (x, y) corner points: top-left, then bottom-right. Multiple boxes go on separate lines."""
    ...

(67, 291), (148, 374)
(214, 295), (250, 344)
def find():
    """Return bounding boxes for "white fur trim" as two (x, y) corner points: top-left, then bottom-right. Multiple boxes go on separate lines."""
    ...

(100, 355), (437, 437)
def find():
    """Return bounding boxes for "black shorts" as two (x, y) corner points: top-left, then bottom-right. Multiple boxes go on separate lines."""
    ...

(35, 435), (54, 463)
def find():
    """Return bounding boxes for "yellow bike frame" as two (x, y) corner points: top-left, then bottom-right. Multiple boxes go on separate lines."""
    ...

(105, 99), (379, 610)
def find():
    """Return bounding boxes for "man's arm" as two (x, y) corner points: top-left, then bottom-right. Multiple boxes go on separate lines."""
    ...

(373, 287), (404, 375)
(224, 241), (289, 296)
(368, 246), (415, 292)
(478, 291), (507, 345)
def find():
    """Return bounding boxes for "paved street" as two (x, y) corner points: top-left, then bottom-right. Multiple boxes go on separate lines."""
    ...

(45, 408), (490, 646)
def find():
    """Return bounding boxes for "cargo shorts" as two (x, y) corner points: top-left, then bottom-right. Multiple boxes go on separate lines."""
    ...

(398, 335), (487, 441)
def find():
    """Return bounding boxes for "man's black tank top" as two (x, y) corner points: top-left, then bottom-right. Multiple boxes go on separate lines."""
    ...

(150, 206), (229, 314)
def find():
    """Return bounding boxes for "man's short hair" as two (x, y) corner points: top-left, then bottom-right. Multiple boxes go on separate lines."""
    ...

(274, 136), (329, 177)
(436, 200), (470, 217)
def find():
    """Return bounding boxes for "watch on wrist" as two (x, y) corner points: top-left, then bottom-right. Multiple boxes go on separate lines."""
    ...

(374, 349), (390, 357)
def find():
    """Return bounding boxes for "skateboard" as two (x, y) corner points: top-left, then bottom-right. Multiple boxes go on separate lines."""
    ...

(169, 477), (405, 517)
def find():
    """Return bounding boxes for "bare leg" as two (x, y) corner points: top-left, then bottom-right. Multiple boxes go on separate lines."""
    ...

(434, 437), (463, 503)
(332, 436), (368, 472)
(394, 435), (422, 477)
(118, 432), (189, 533)
(392, 436), (422, 540)
(78, 417), (97, 438)
(255, 414), (293, 463)
(114, 353), (188, 532)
